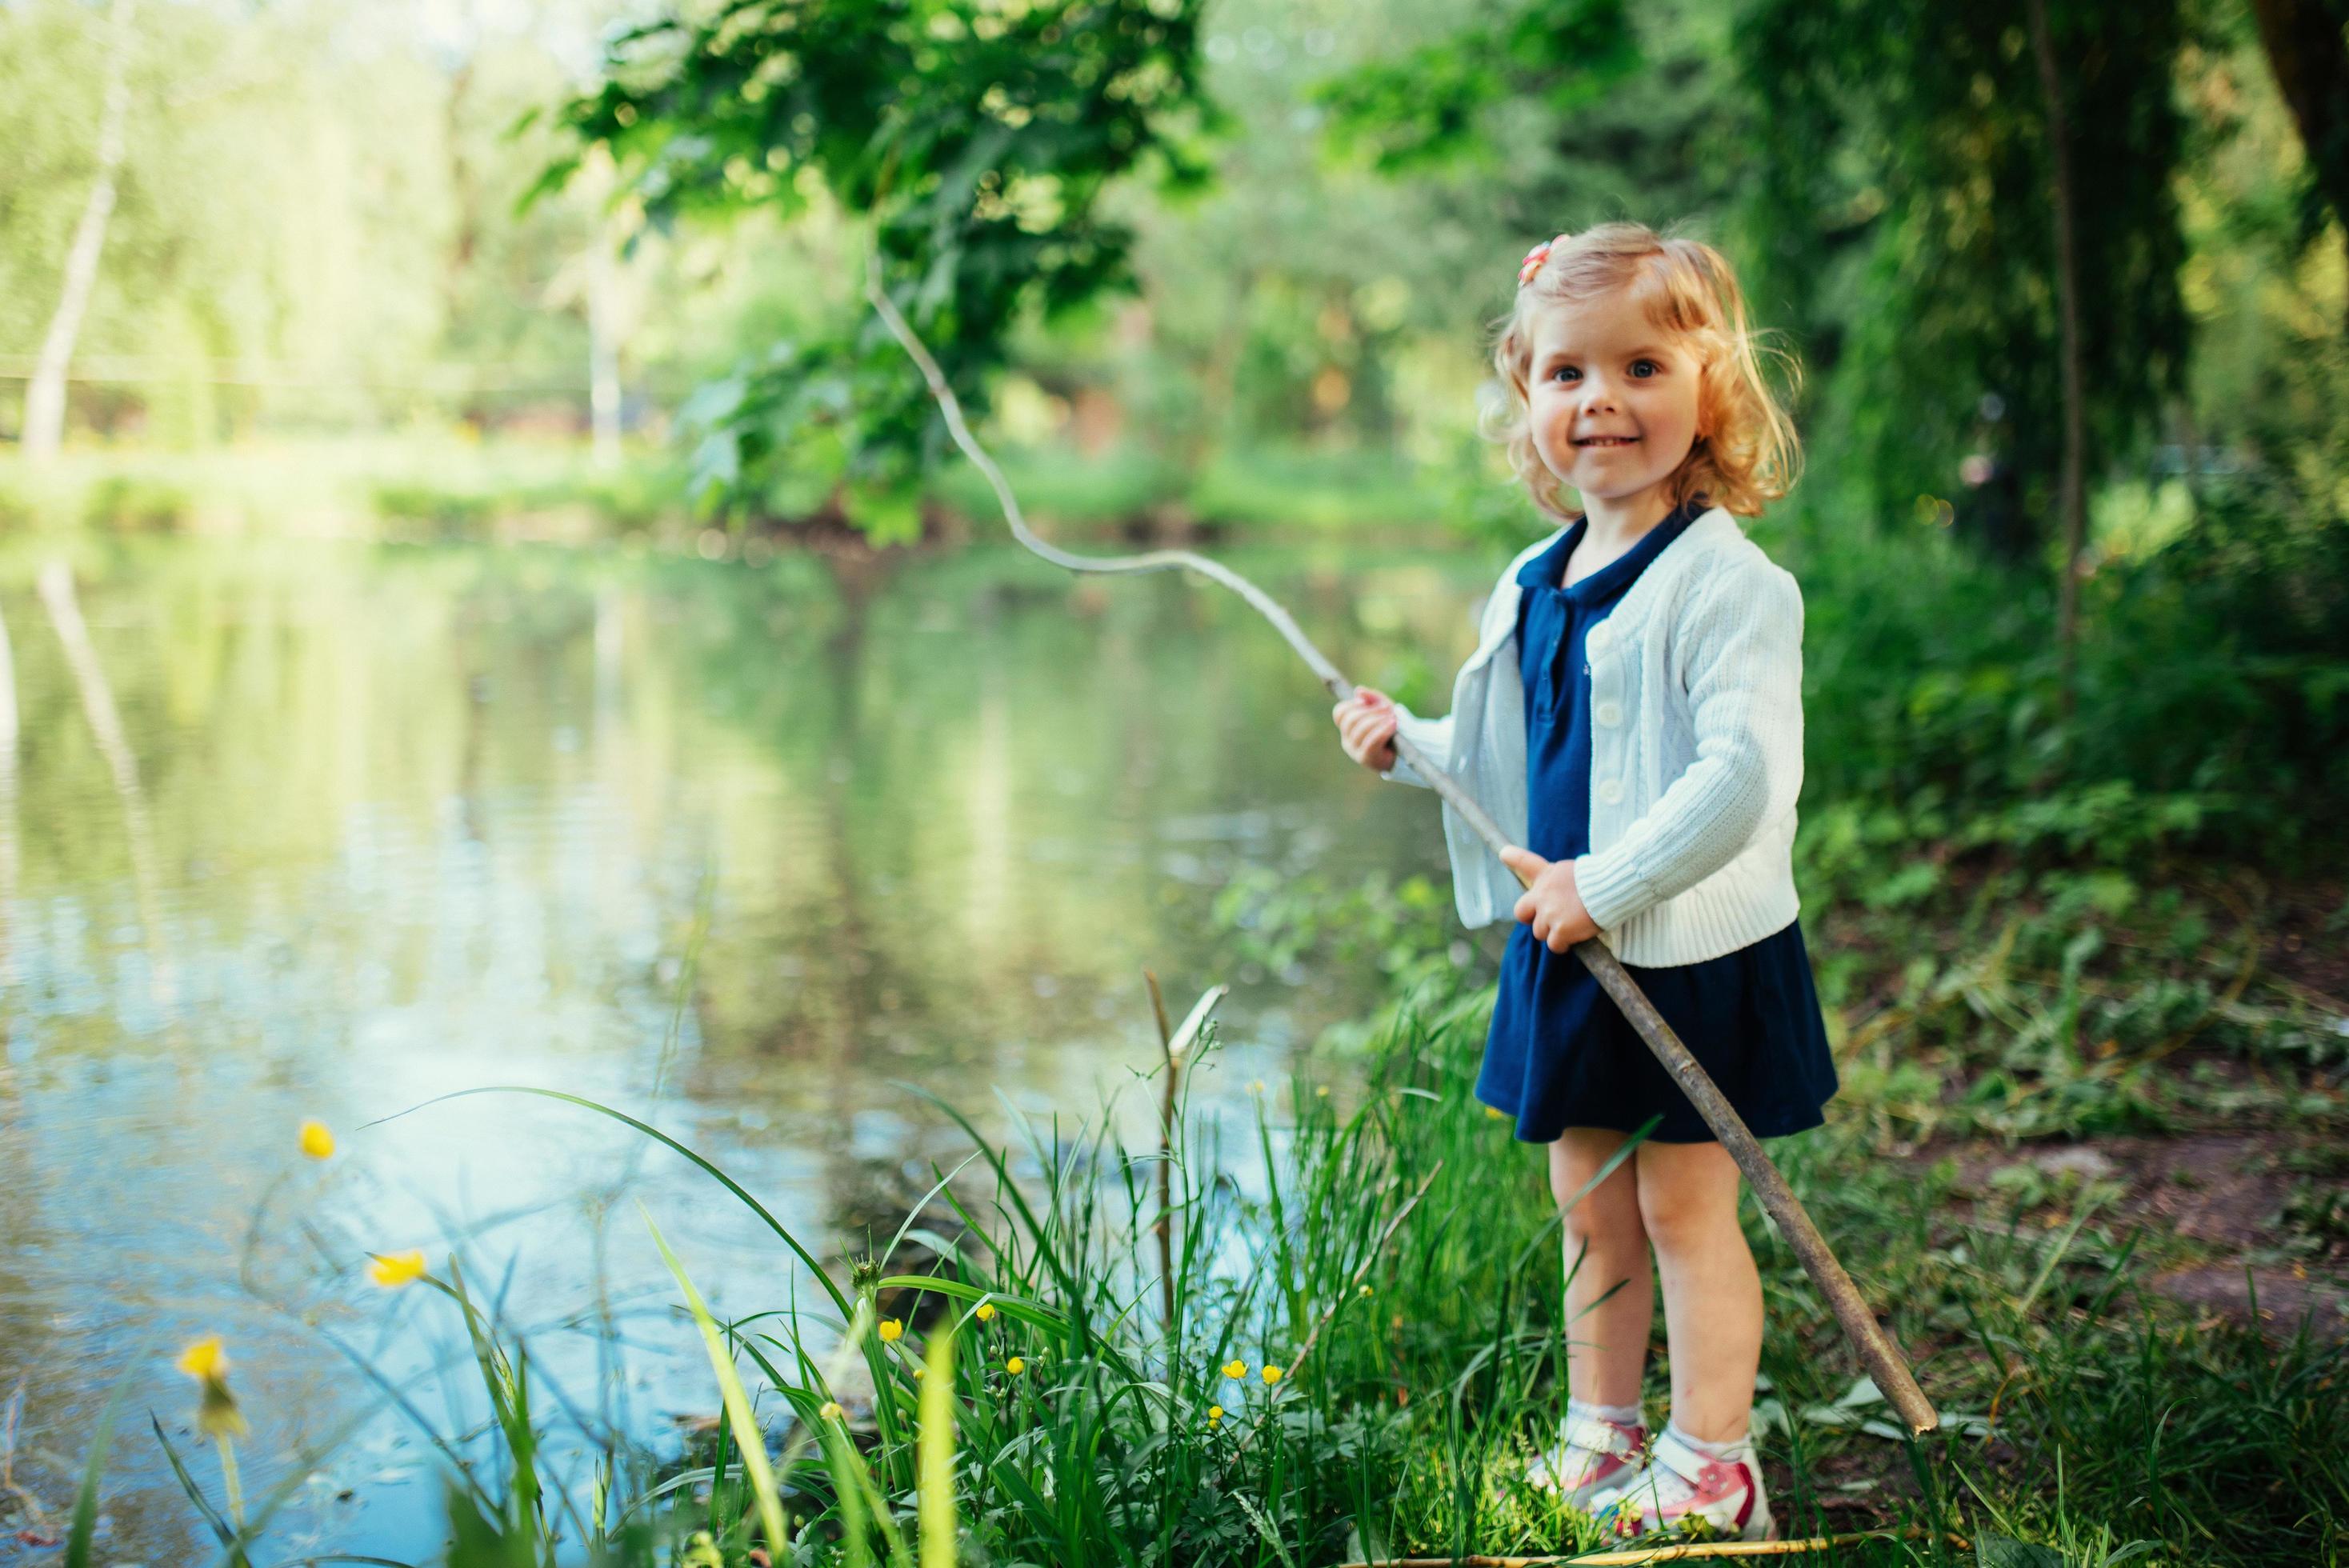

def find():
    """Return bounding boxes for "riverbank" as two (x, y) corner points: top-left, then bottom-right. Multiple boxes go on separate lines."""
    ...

(0, 435), (1463, 548)
(34, 930), (2344, 1566)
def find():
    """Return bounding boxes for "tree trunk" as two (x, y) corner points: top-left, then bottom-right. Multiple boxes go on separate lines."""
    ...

(21, 0), (135, 462)
(0, 598), (18, 986)
(2247, 0), (2349, 326)
(588, 237), (623, 467)
(2028, 0), (2089, 725)
(582, 146), (625, 467)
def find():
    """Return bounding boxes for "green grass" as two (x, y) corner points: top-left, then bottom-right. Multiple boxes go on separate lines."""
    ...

(79, 962), (2349, 1566)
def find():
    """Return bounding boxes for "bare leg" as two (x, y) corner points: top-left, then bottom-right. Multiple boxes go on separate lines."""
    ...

(1549, 1127), (1654, 1409)
(1635, 1139), (1761, 1442)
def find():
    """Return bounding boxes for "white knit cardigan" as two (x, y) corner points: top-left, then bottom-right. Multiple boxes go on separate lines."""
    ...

(1382, 505), (1806, 967)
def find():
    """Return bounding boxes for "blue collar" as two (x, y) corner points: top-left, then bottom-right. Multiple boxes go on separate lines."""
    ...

(1517, 498), (1707, 602)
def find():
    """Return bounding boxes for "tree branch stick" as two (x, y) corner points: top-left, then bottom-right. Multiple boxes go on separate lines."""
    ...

(1339, 1526), (1963, 1565)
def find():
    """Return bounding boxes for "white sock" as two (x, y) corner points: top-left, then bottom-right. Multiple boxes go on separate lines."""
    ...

(1666, 1421), (1755, 1468)
(1569, 1396), (1643, 1430)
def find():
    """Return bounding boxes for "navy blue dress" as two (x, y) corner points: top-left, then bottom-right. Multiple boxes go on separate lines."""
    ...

(1475, 501), (1839, 1145)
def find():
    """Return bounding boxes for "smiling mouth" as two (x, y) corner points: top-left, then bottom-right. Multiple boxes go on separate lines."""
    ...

(1575, 436), (1639, 448)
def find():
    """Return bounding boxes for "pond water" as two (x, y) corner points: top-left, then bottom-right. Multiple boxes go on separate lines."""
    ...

(0, 531), (1502, 1563)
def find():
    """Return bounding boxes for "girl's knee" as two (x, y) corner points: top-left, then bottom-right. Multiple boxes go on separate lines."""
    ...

(1633, 1141), (1743, 1254)
(1562, 1204), (1645, 1273)
(1635, 1188), (1709, 1254)
(1555, 1160), (1644, 1254)
(1548, 1127), (1637, 1210)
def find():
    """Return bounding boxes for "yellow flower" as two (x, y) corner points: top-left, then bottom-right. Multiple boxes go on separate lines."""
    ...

(1261, 1364), (1283, 1385)
(298, 1120), (335, 1160)
(176, 1337), (230, 1382)
(819, 1401), (843, 1419)
(1247, 1078), (1266, 1095)
(1359, 1283), (1374, 1298)
(974, 1302), (996, 1322)
(878, 1318), (903, 1342)
(1222, 1359), (1247, 1380)
(1207, 1404), (1224, 1425)
(911, 1366), (926, 1380)
(368, 1250), (428, 1289)
(174, 1338), (246, 1439)
(1485, 1106), (1507, 1119)
(1005, 1356), (1026, 1375)
(1314, 1085), (1329, 1098)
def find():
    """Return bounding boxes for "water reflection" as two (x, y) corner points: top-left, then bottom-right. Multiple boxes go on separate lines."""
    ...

(0, 534), (1488, 1559)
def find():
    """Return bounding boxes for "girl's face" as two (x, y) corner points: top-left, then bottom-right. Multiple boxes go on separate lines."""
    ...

(1524, 293), (1704, 513)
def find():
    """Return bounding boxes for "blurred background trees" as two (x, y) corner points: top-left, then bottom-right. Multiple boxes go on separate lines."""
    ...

(4, 0), (2347, 577)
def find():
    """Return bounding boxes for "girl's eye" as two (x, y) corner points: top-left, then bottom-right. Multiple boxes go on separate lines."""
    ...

(1550, 366), (1579, 382)
(1630, 359), (1661, 378)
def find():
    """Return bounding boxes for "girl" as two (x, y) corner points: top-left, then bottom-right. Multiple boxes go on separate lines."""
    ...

(1331, 222), (1836, 1543)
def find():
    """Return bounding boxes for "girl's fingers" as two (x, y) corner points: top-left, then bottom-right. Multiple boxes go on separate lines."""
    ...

(1334, 702), (1395, 766)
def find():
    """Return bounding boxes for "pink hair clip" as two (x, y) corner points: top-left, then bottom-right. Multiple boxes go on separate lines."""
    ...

(1517, 234), (1567, 286)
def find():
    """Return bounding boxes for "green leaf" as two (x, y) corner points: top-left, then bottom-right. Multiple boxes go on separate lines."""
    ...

(1976, 1534), (2066, 1568)
(644, 1208), (792, 1561)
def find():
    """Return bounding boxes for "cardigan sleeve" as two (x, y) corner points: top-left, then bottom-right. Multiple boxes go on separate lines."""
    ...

(1379, 706), (1455, 789)
(1571, 558), (1805, 932)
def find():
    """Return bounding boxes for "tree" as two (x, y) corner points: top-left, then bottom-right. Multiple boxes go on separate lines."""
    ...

(18, 0), (133, 461)
(1313, 0), (1749, 239)
(2245, 0), (2349, 322)
(544, 0), (1217, 538)
(1736, 0), (2192, 555)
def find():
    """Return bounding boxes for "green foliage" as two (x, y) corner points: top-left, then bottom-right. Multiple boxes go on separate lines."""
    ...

(1781, 453), (2349, 848)
(1313, 0), (1639, 174)
(1735, 0), (2192, 545)
(1214, 865), (1466, 1004)
(547, 0), (1217, 533)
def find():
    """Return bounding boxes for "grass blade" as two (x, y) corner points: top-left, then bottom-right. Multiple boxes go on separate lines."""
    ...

(919, 1326), (958, 1568)
(370, 1087), (851, 1318)
(148, 1413), (234, 1546)
(64, 1356), (137, 1568)
(644, 1206), (790, 1559)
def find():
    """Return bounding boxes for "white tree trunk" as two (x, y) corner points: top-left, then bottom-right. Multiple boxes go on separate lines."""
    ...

(21, 0), (135, 462)
(587, 233), (622, 467)
(0, 597), (19, 986)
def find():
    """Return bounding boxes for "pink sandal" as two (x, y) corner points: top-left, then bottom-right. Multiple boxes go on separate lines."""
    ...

(1587, 1427), (1777, 1542)
(1524, 1411), (1647, 1509)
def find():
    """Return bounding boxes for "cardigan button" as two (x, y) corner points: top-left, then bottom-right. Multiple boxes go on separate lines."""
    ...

(1595, 700), (1623, 727)
(1597, 778), (1624, 806)
(1587, 623), (1613, 652)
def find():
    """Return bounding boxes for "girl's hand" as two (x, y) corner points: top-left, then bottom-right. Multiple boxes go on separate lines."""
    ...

(1499, 846), (1599, 951)
(1331, 686), (1399, 773)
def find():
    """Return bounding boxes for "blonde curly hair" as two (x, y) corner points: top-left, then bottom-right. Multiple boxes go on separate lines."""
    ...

(1482, 221), (1803, 522)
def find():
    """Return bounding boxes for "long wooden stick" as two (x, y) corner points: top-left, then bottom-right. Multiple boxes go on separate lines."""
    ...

(1339, 1526), (1963, 1565)
(863, 266), (1937, 1437)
